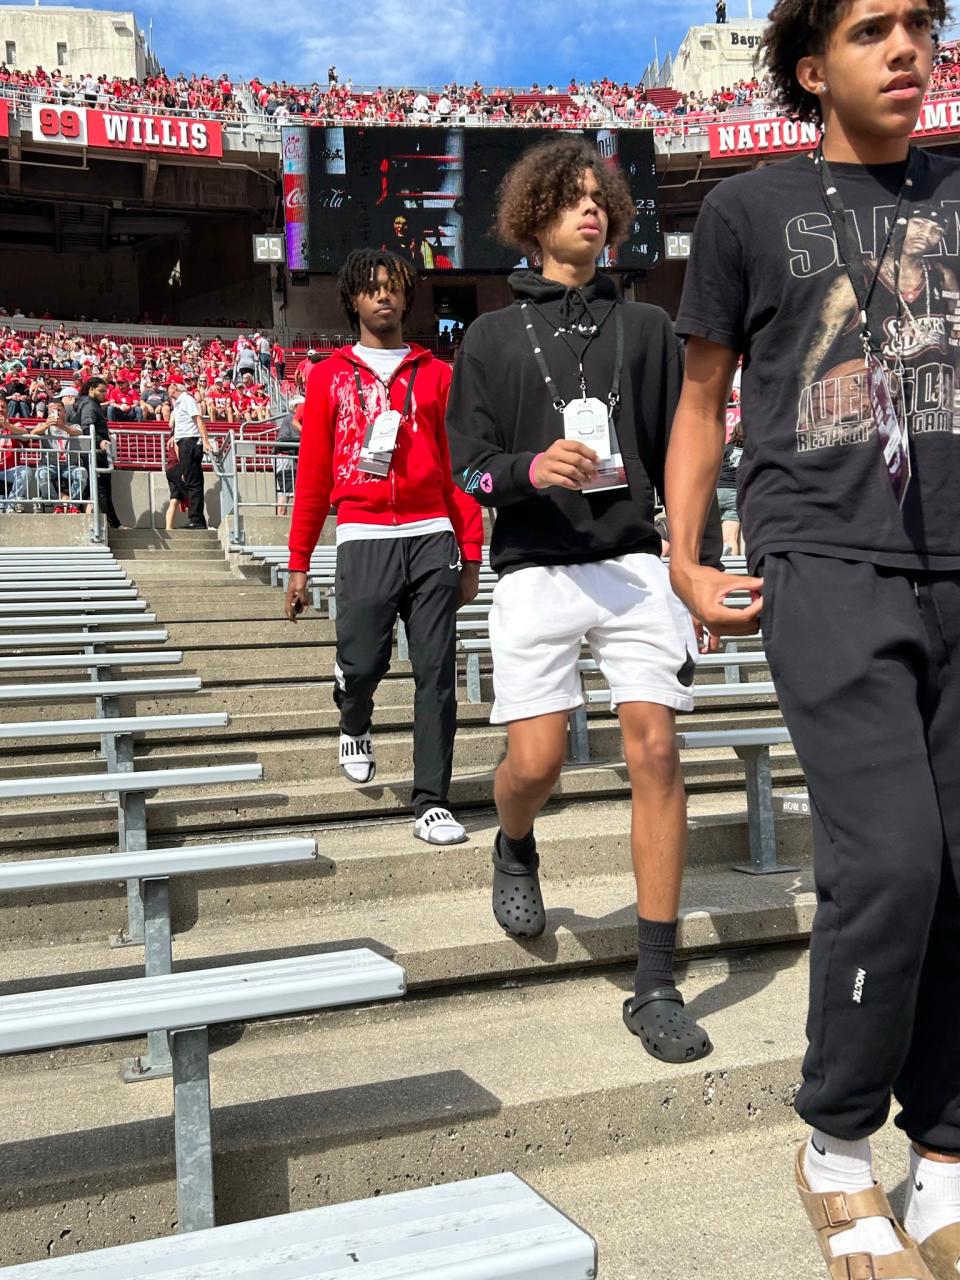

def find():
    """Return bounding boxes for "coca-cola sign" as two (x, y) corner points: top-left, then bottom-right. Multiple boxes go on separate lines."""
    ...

(285, 186), (308, 210)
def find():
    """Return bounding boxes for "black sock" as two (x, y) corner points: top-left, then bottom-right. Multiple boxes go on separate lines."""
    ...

(498, 828), (536, 861)
(634, 916), (678, 999)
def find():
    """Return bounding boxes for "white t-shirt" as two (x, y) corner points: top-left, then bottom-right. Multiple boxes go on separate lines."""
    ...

(171, 393), (202, 440)
(352, 344), (410, 383)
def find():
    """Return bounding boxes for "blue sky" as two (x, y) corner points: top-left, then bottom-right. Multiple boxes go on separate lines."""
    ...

(1, 0), (762, 86)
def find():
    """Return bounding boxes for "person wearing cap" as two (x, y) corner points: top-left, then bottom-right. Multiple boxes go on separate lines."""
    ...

(206, 376), (236, 423)
(274, 395), (303, 515)
(169, 380), (213, 529)
(295, 348), (321, 392)
(140, 376), (171, 424)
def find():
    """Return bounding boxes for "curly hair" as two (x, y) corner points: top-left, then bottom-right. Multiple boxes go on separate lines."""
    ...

(761, 0), (951, 123)
(495, 137), (635, 255)
(337, 248), (417, 329)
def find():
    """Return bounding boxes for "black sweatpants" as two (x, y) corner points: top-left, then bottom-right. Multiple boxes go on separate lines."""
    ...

(762, 552), (960, 1150)
(334, 532), (460, 817)
(96, 469), (121, 529)
(177, 438), (206, 527)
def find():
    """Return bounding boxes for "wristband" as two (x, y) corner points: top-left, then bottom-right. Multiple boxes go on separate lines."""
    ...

(529, 452), (545, 489)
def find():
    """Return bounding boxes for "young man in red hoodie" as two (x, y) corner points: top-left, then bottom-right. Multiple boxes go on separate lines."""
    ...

(284, 249), (484, 845)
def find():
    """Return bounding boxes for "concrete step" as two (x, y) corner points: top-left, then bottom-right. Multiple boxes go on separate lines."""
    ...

(116, 548), (227, 562)
(0, 947), (813, 1265)
(0, 861), (815, 993)
(0, 751), (806, 848)
(0, 796), (813, 944)
(110, 531), (221, 547)
(533, 1118), (913, 1280)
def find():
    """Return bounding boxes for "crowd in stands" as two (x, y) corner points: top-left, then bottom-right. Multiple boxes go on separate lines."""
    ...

(0, 64), (241, 119)
(1, 326), (275, 431)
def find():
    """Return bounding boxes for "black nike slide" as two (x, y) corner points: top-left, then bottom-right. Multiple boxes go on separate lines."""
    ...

(492, 830), (546, 939)
(622, 987), (713, 1063)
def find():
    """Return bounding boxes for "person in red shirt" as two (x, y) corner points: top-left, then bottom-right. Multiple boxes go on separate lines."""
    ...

(295, 349), (321, 390)
(284, 249), (483, 846)
(106, 380), (142, 422)
(236, 371), (269, 420)
(205, 376), (236, 422)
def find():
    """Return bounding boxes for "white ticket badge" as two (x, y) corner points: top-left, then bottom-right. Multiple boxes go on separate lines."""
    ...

(563, 397), (612, 461)
(365, 409), (401, 455)
(358, 409), (401, 476)
(866, 355), (911, 508)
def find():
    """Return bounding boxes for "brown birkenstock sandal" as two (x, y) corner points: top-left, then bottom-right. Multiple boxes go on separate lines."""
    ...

(795, 1143), (937, 1279)
(919, 1224), (960, 1278)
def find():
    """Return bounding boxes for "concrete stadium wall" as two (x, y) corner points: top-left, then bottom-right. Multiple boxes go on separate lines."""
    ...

(670, 20), (766, 96)
(0, 6), (149, 79)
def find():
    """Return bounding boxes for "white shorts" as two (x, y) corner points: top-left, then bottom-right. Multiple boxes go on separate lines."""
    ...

(488, 554), (697, 724)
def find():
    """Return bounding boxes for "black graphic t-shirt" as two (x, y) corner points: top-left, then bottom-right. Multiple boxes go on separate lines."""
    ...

(676, 149), (960, 572)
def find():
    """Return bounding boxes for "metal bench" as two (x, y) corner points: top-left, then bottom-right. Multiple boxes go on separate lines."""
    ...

(0, 598), (147, 614)
(0, 950), (406, 1233)
(0, 835), (318, 1081)
(0, 676), (202, 702)
(0, 763), (262, 947)
(0, 1172), (596, 1277)
(676, 727), (798, 875)
(0, 588), (137, 602)
(0, 629), (169, 648)
(0, 613), (158, 628)
(0, 651), (183, 673)
(0, 713), (229, 740)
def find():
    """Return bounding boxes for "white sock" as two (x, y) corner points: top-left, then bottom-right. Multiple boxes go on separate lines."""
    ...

(804, 1130), (905, 1264)
(903, 1145), (960, 1244)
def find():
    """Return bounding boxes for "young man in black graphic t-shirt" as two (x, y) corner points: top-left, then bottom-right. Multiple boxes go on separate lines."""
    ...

(667, 2), (960, 1277)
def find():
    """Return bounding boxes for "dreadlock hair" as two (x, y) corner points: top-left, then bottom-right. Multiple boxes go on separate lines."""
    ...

(760, 0), (951, 124)
(337, 249), (417, 330)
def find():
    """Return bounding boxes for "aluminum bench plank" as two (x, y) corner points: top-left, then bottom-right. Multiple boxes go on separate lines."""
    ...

(0, 713), (228, 740)
(0, 837), (317, 891)
(0, 572), (128, 582)
(0, 629), (168, 647)
(0, 762), (261, 800)
(0, 615), (157, 627)
(0, 545), (111, 552)
(0, 1173), (595, 1279)
(677, 727), (792, 750)
(0, 599), (146, 614)
(0, 949), (405, 1054)
(0, 589), (137, 602)
(0, 676), (201, 702)
(586, 681), (775, 703)
(0, 651), (182, 672)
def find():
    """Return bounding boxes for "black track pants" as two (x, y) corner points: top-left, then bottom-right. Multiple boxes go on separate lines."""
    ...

(333, 532), (460, 818)
(762, 552), (960, 1150)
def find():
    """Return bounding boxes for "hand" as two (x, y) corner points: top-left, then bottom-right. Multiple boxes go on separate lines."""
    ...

(284, 572), (309, 622)
(670, 563), (763, 640)
(695, 619), (721, 655)
(459, 560), (481, 607)
(533, 439), (599, 491)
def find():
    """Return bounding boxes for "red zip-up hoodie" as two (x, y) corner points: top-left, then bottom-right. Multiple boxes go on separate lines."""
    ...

(288, 344), (483, 572)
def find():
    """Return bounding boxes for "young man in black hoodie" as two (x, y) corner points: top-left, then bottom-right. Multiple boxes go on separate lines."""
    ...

(667, 2), (960, 1275)
(447, 137), (716, 1062)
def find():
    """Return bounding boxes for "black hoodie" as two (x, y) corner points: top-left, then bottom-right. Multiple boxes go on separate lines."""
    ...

(446, 270), (721, 575)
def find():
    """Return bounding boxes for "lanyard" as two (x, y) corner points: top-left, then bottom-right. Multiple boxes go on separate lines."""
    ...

(352, 360), (418, 422)
(814, 145), (924, 363)
(520, 302), (624, 414)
